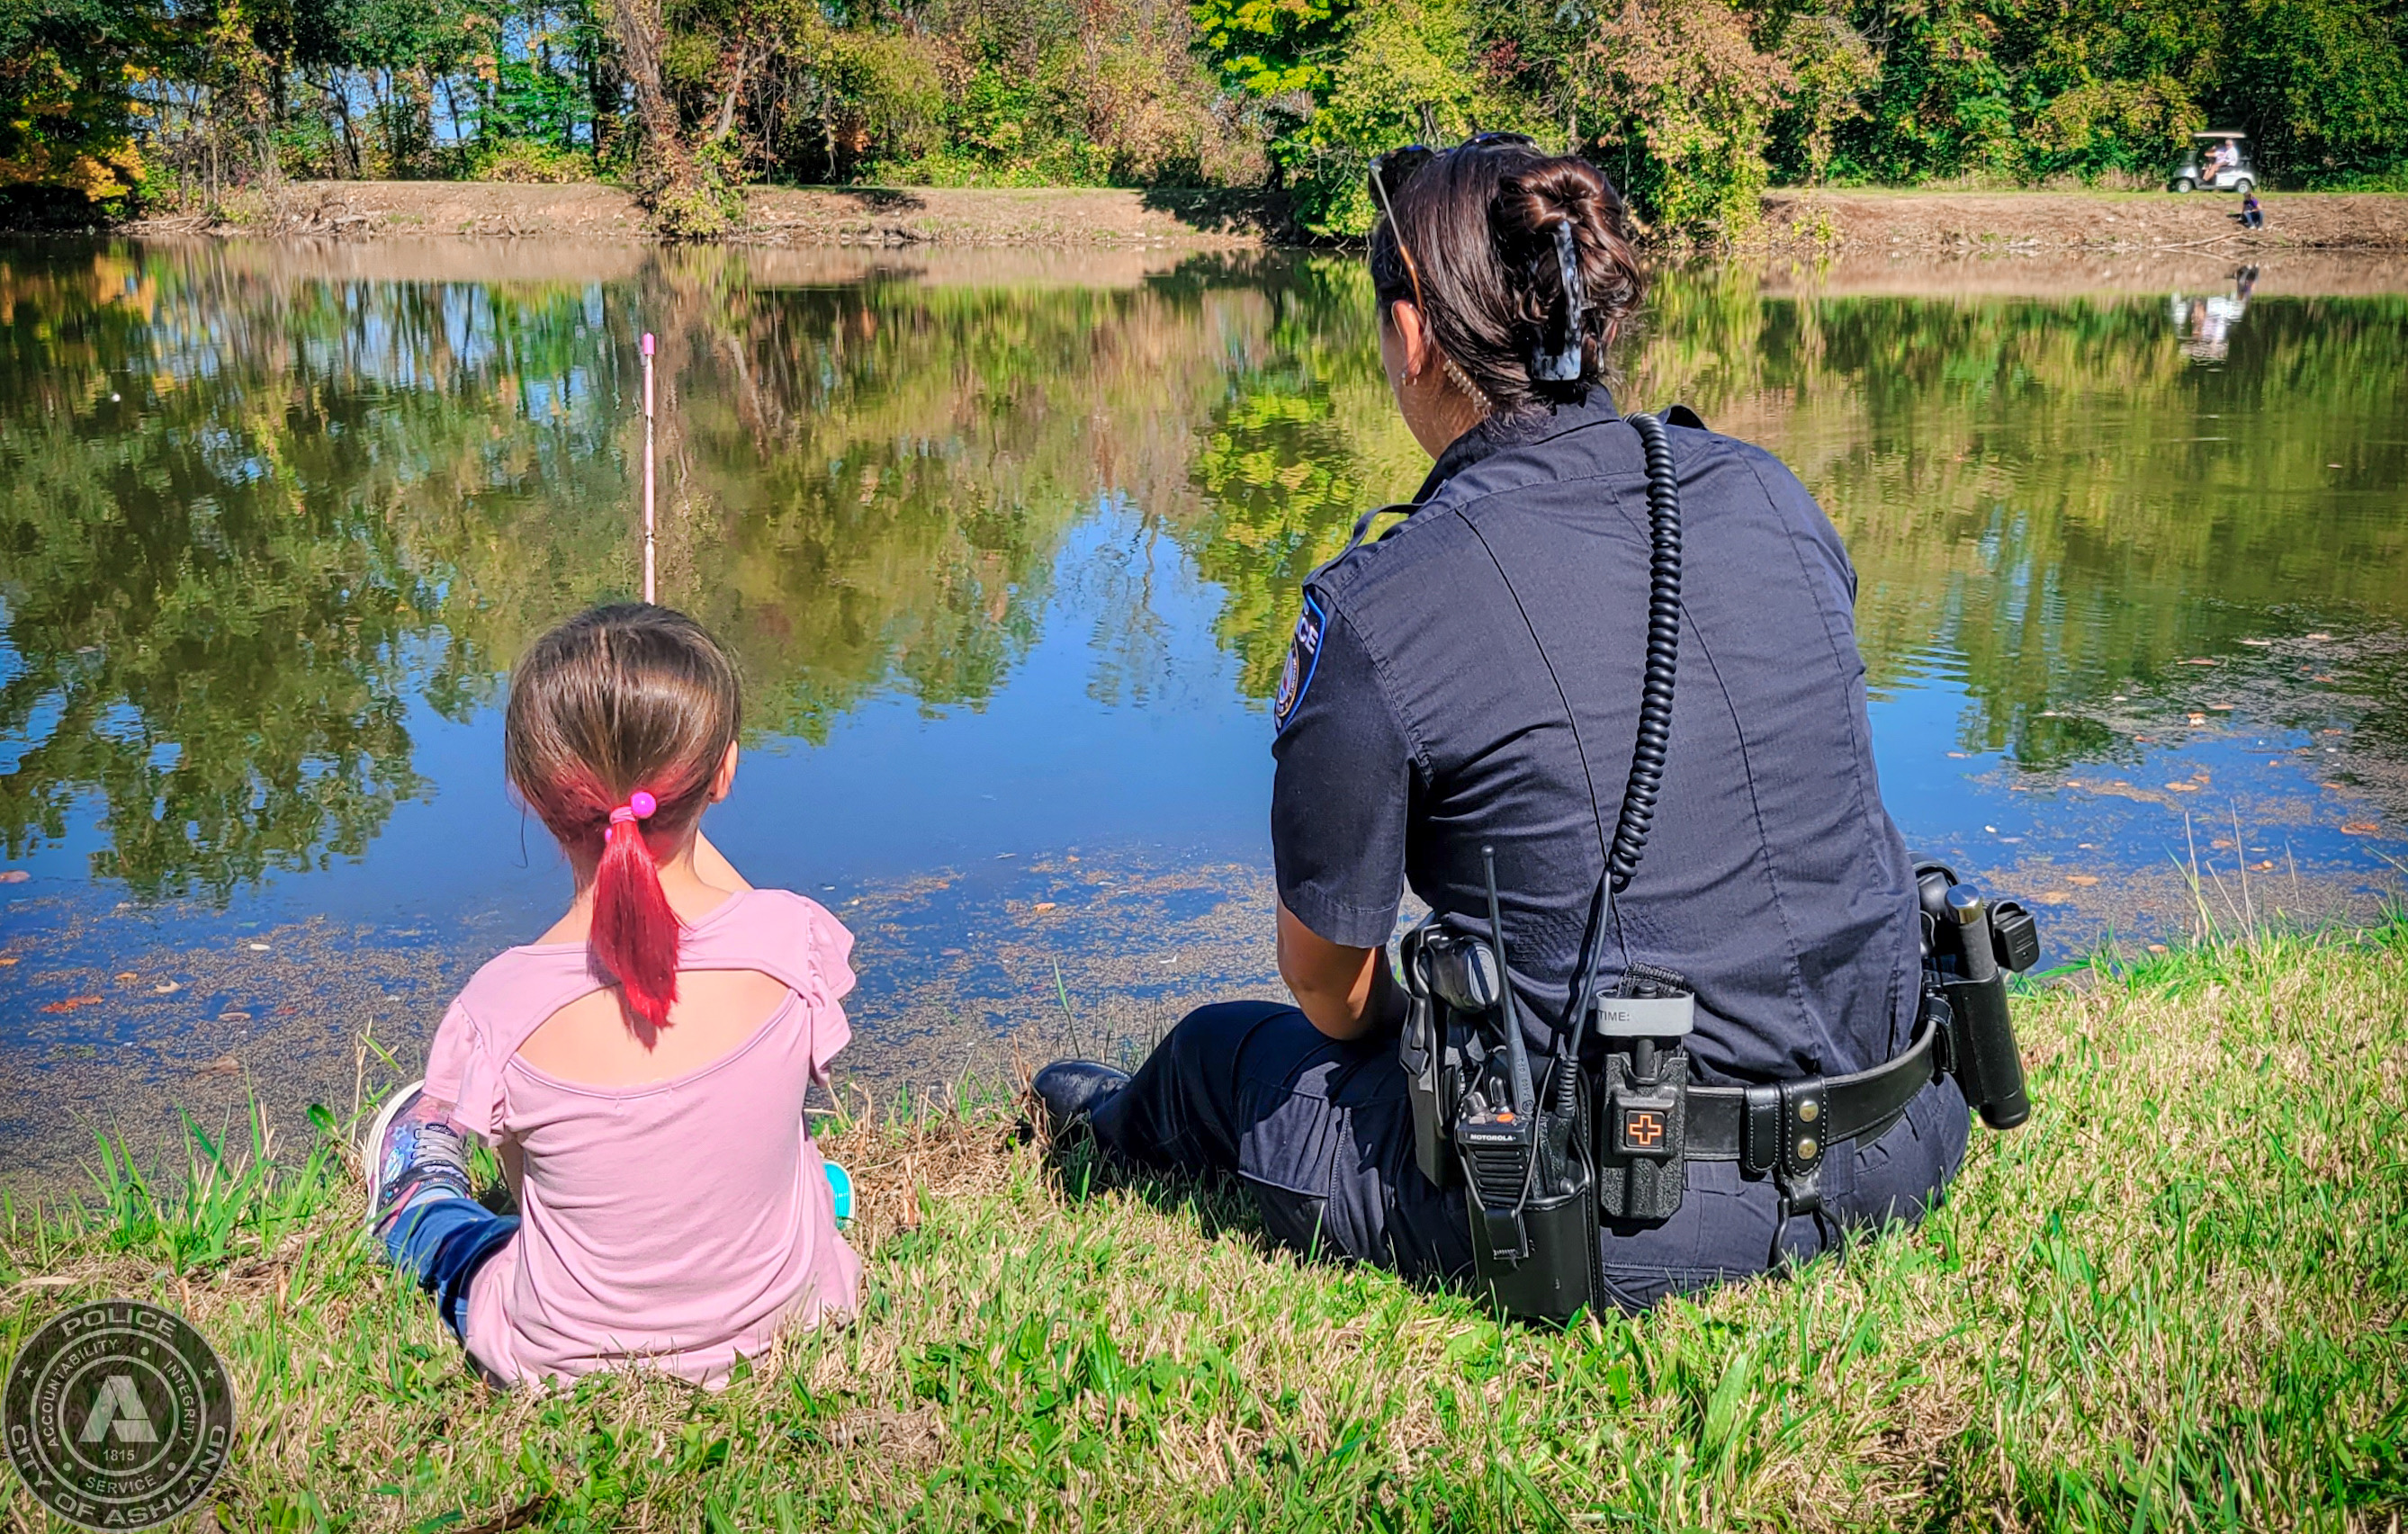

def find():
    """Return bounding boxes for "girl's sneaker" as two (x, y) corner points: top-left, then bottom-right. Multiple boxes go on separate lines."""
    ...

(362, 1080), (474, 1238)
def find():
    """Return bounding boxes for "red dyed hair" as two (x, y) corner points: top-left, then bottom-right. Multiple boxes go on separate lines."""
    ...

(504, 605), (741, 1031)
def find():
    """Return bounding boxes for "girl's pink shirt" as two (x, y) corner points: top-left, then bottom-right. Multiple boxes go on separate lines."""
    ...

(422, 888), (863, 1389)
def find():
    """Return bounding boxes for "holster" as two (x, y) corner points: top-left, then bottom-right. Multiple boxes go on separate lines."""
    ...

(1397, 925), (1462, 1189)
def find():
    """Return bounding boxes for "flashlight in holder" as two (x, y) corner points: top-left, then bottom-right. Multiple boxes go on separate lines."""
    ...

(1917, 863), (2036, 1132)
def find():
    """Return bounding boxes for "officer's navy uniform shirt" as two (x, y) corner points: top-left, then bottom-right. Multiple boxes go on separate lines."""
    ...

(1271, 386), (1925, 1087)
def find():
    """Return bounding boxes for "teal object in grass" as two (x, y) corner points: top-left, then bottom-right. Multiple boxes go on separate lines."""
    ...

(823, 1160), (854, 1224)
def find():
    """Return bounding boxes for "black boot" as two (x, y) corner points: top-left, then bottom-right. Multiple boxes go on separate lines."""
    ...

(1030, 1059), (1131, 1143)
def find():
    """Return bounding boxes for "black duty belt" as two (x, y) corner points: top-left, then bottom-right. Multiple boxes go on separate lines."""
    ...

(1680, 1013), (1941, 1180)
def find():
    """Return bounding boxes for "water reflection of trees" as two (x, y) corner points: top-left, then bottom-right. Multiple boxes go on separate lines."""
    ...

(1173, 261), (2408, 771)
(1638, 283), (2408, 766)
(0, 253), (458, 899)
(0, 245), (1280, 895)
(643, 256), (1262, 739)
(5, 245), (2404, 896)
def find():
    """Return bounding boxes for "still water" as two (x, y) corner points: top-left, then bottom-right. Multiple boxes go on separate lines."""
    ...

(1, 242), (2402, 1173)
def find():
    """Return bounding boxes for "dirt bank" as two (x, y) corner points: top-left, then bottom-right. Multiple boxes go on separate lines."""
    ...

(107, 179), (2408, 253)
(1759, 187), (2408, 256)
(124, 179), (1280, 247)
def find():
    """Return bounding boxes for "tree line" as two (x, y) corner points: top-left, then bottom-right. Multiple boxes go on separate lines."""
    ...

(4, 0), (2405, 238)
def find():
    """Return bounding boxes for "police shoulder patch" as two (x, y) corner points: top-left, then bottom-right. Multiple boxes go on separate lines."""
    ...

(1272, 592), (1327, 733)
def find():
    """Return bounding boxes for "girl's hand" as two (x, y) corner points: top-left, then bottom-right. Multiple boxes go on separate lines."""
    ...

(693, 830), (753, 893)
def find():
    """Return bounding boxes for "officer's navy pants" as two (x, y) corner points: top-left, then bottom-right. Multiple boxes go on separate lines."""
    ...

(1089, 1000), (1970, 1308)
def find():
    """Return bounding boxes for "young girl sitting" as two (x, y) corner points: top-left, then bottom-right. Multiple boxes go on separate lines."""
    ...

(364, 604), (862, 1389)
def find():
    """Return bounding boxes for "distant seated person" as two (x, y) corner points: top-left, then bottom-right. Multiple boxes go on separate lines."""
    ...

(2242, 192), (2264, 229)
(364, 605), (860, 1389)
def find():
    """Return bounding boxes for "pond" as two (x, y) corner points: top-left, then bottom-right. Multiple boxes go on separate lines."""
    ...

(2, 240), (2403, 1179)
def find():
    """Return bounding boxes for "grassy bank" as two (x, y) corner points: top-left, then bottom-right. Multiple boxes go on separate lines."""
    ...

(5, 922), (2406, 1530)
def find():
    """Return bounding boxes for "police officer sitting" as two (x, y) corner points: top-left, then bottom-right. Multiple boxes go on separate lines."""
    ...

(1034, 137), (1993, 1311)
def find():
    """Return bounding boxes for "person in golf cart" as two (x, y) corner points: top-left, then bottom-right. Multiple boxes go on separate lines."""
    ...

(2173, 133), (2255, 194)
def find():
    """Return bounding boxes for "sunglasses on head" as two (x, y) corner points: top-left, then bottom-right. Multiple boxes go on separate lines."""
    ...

(1367, 132), (1538, 314)
(1368, 131), (1536, 208)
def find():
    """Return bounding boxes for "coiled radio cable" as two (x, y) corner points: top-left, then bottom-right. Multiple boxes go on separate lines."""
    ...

(1604, 410), (1683, 894)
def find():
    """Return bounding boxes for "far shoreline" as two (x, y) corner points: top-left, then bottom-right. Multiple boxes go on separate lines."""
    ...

(30, 178), (2408, 256)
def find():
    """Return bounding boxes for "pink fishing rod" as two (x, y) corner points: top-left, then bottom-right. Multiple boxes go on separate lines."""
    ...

(641, 331), (657, 604)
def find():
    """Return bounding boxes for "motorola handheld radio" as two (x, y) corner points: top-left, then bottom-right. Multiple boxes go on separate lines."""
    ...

(1452, 848), (1539, 1263)
(1452, 847), (1600, 1321)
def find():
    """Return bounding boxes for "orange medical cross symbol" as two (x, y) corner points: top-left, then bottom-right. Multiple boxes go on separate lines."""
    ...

(1624, 1110), (1664, 1148)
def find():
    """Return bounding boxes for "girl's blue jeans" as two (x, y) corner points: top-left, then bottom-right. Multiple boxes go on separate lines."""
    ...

(383, 1198), (519, 1340)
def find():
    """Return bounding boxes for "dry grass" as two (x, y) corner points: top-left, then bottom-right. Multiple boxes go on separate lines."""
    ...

(5, 920), (2407, 1530)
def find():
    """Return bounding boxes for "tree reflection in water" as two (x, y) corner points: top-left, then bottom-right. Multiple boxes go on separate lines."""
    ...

(1, 244), (2402, 900)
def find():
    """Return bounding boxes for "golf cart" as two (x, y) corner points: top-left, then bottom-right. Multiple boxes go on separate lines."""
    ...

(2172, 131), (2254, 193)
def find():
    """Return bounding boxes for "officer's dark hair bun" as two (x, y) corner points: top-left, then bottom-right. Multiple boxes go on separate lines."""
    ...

(1370, 145), (1645, 413)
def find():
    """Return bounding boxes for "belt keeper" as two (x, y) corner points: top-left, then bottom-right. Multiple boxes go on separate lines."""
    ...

(1776, 1078), (1828, 1216)
(1742, 1084), (1780, 1176)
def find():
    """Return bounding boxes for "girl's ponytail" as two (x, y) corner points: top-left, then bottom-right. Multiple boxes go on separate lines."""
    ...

(592, 790), (681, 1031)
(505, 606), (744, 1036)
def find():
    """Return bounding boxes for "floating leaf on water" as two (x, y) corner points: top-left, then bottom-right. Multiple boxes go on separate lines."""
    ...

(2207, 703), (2234, 711)
(2211, 838), (2235, 849)
(2147, 944), (2170, 954)
(153, 981), (182, 994)
(2305, 632), (2332, 641)
(40, 996), (103, 1013)
(2340, 821), (2381, 836)
(0, 870), (28, 883)
(218, 1009), (254, 1022)
(1031, 902), (1056, 913)
(197, 1054), (240, 1077)
(114, 971), (138, 982)
(2181, 658), (2218, 666)
(2251, 860), (2276, 871)
(2240, 638), (2272, 647)
(2066, 875), (2101, 886)
(2322, 782), (2345, 791)
(247, 942), (271, 952)
(2313, 674), (2337, 683)
(2188, 713), (2207, 725)
(2036, 891), (2072, 904)
(0, 956), (16, 966)
(2166, 782), (2200, 793)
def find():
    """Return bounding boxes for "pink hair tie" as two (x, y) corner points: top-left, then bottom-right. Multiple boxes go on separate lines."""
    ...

(606, 791), (658, 839)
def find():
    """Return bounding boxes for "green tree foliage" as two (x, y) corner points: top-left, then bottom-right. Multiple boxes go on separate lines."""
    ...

(4, 0), (2406, 235)
(0, 0), (157, 222)
(2223, 0), (2408, 182)
(1275, 0), (1522, 234)
(1574, 0), (1793, 238)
